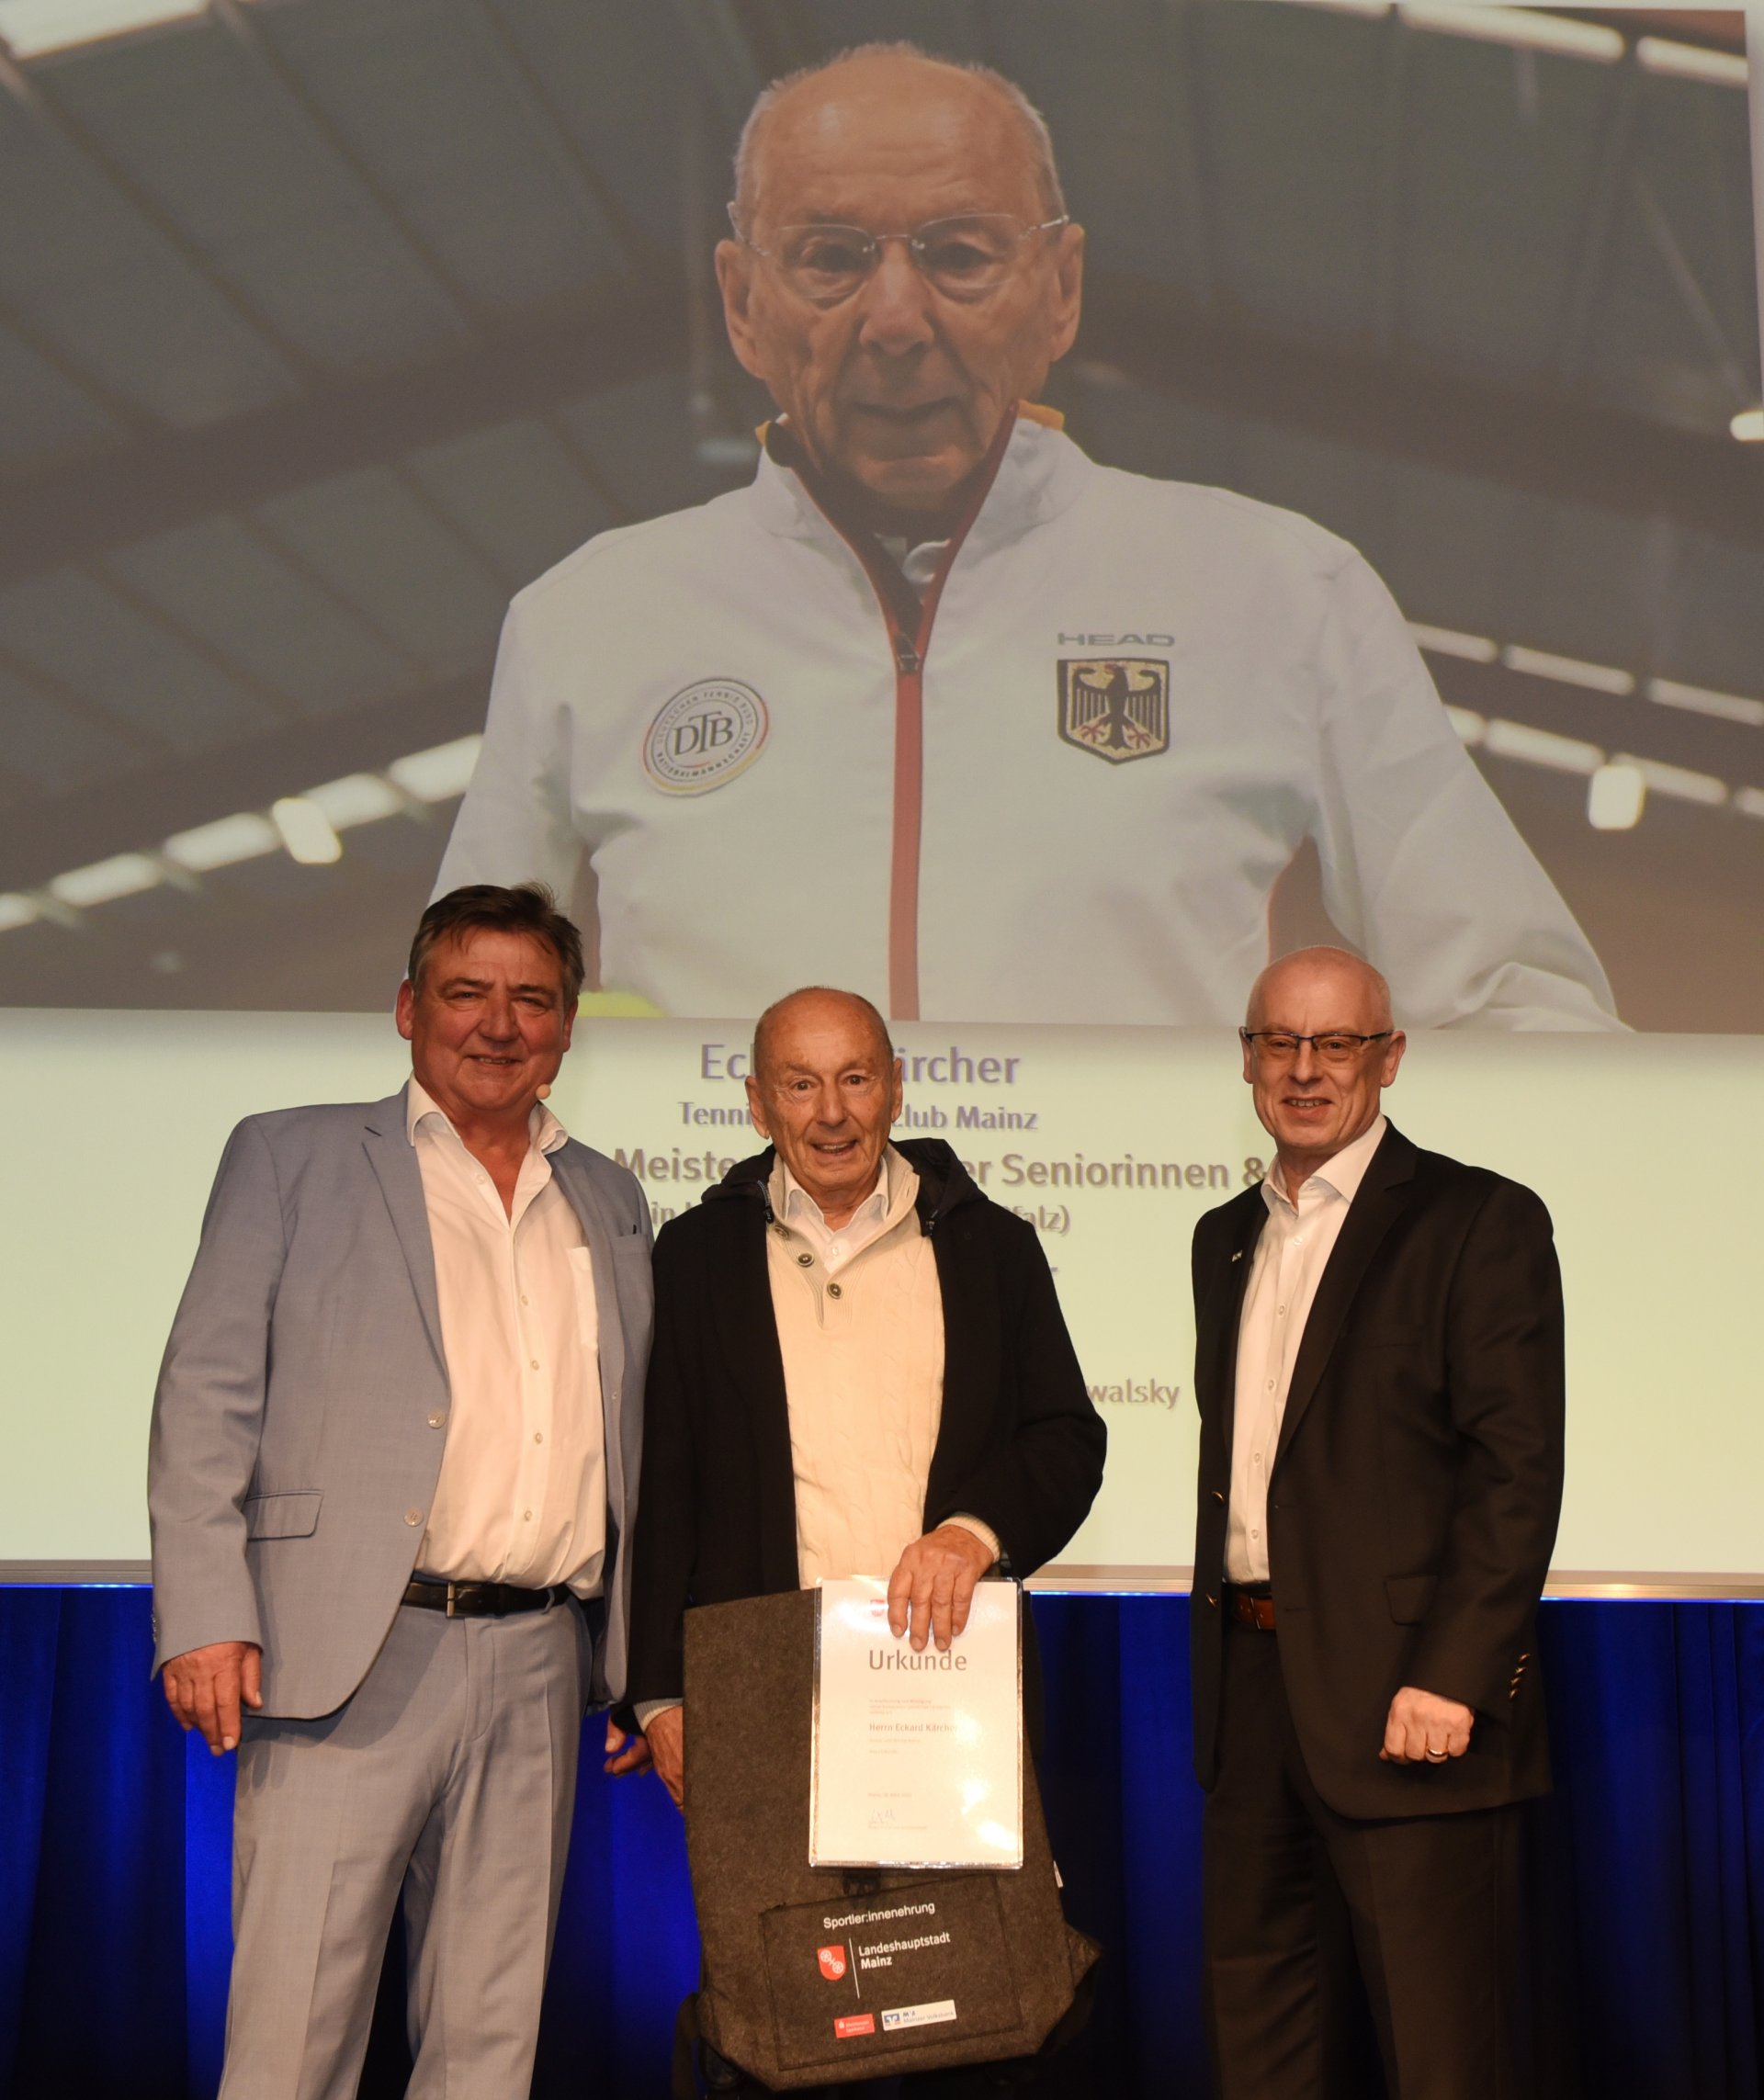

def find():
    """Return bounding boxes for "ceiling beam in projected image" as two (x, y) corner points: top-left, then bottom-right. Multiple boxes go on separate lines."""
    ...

(1073, 277), (1764, 552)
(0, 666), (488, 891)
(0, 287), (679, 593)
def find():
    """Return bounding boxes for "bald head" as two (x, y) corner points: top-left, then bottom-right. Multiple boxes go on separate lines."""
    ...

(732, 43), (1064, 234)
(752, 986), (893, 1083)
(1247, 946), (1394, 1036)
(747, 987), (902, 1228)
(717, 40), (1083, 527)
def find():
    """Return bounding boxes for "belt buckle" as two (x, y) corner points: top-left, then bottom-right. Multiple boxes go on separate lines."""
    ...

(445, 1581), (459, 1620)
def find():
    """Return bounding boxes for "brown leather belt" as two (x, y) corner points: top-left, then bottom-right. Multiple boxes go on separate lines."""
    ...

(1225, 1585), (1277, 1632)
(401, 1578), (568, 1619)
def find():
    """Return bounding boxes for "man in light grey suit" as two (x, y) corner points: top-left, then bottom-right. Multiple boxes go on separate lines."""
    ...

(149, 881), (653, 2099)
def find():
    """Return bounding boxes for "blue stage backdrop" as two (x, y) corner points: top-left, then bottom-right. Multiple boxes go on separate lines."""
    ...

(1, 1591), (1760, 2098)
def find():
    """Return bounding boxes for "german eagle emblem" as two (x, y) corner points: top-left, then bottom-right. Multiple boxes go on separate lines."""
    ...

(1057, 658), (1170, 764)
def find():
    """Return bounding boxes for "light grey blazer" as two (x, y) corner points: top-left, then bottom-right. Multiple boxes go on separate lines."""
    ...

(148, 1087), (652, 1719)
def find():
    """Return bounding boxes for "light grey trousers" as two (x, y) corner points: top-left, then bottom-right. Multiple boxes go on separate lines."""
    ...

(220, 1596), (589, 2100)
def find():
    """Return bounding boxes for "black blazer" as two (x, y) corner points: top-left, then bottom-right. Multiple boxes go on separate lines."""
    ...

(627, 1139), (1107, 1712)
(1189, 1123), (1565, 1820)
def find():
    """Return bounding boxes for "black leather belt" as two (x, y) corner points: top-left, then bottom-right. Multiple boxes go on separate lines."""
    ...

(401, 1578), (568, 1618)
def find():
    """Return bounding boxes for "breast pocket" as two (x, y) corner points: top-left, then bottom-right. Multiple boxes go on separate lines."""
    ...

(567, 1247), (600, 1348)
(1358, 1326), (1427, 1350)
(607, 1233), (653, 1340)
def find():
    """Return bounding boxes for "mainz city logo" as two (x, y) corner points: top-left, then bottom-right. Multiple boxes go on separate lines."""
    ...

(817, 1945), (848, 1981)
(1057, 658), (1170, 765)
(642, 679), (769, 795)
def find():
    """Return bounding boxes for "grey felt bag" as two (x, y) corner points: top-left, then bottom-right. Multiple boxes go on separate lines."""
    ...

(675, 1588), (1099, 2091)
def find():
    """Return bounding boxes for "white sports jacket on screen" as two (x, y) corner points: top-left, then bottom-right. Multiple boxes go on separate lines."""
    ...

(436, 406), (1618, 1030)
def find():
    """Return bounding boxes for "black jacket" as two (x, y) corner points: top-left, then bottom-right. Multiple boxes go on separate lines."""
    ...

(1190, 1123), (1565, 1820)
(627, 1139), (1107, 1710)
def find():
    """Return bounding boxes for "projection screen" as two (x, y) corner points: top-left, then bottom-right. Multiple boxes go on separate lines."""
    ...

(0, 0), (1759, 1591)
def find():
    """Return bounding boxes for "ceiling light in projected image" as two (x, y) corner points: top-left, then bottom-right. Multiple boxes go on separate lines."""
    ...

(1611, 754), (1727, 808)
(163, 813), (280, 875)
(1635, 38), (1750, 89)
(1408, 623), (1498, 665)
(1482, 718), (1603, 776)
(0, 0), (210, 59)
(1500, 646), (1634, 697)
(1397, 4), (1623, 62)
(304, 774), (405, 830)
(270, 797), (343, 868)
(49, 853), (164, 908)
(1588, 764), (1645, 832)
(388, 738), (483, 805)
(1647, 678), (1764, 730)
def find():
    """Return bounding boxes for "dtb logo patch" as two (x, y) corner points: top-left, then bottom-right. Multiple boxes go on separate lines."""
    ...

(817, 1945), (847, 1981)
(1057, 658), (1170, 764)
(642, 679), (768, 795)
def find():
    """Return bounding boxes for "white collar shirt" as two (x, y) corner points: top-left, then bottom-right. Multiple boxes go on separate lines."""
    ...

(1227, 1115), (1388, 1586)
(776, 1151), (903, 1276)
(406, 1078), (606, 1596)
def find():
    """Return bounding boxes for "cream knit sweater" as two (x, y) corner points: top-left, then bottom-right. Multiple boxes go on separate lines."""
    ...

(765, 1152), (946, 1587)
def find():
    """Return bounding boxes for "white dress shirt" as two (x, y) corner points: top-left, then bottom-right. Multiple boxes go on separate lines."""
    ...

(408, 1078), (606, 1596)
(1227, 1115), (1388, 1586)
(777, 1156), (899, 1276)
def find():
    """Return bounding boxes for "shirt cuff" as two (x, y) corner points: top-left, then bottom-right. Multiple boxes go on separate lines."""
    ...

(634, 1698), (683, 1733)
(945, 1514), (1001, 1565)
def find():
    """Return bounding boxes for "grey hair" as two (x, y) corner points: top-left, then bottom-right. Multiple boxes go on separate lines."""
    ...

(730, 40), (1067, 235)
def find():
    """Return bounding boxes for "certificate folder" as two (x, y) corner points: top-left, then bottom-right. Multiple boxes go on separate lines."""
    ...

(810, 1576), (1023, 1869)
(679, 1588), (1099, 2091)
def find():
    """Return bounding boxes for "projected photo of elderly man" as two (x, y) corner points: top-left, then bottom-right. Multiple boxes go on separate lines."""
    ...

(438, 40), (1618, 1033)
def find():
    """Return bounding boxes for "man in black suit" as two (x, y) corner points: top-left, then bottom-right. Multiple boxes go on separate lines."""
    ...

(1190, 945), (1565, 2100)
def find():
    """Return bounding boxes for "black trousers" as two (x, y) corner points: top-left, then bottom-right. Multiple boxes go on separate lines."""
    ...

(1203, 1619), (1521, 2100)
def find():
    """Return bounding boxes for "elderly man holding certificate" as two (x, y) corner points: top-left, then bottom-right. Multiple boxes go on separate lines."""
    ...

(624, 985), (1104, 2089)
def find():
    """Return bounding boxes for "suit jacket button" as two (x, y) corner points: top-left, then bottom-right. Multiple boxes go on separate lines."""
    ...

(404, 1508), (424, 1526)
(797, 1252), (813, 1267)
(1205, 1592), (1218, 1608)
(1211, 1490), (1225, 1504)
(427, 1412), (446, 1429)
(828, 1281), (842, 1298)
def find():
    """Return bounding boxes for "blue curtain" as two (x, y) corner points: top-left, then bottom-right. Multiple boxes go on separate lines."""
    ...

(2, 1589), (1759, 2097)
